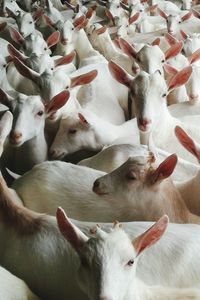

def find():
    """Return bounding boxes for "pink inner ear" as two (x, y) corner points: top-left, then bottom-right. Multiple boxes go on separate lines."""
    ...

(43, 14), (55, 27)
(151, 38), (160, 46)
(190, 48), (200, 64)
(33, 8), (44, 21)
(86, 7), (94, 19)
(133, 215), (169, 256)
(55, 51), (76, 67)
(47, 31), (60, 48)
(70, 70), (98, 88)
(151, 154), (178, 184)
(163, 63), (178, 75)
(180, 29), (188, 40)
(73, 15), (86, 27)
(78, 113), (89, 127)
(46, 90), (70, 114)
(9, 27), (24, 45)
(157, 7), (168, 20)
(105, 9), (115, 25)
(165, 42), (183, 60)
(175, 126), (200, 160)
(76, 19), (89, 30)
(164, 33), (178, 46)
(168, 66), (192, 91)
(192, 8), (200, 19)
(108, 60), (132, 88)
(181, 11), (192, 22)
(129, 12), (140, 25)
(96, 26), (107, 35)
(56, 207), (88, 251)
(7, 44), (27, 64)
(118, 38), (137, 59)
(13, 57), (39, 84)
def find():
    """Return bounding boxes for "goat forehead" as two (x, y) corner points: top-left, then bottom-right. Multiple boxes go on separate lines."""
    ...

(131, 72), (150, 95)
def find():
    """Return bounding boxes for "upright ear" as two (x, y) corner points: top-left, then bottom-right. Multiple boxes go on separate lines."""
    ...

(57, 207), (89, 252)
(73, 15), (85, 28)
(118, 38), (137, 59)
(129, 12), (140, 25)
(105, 9), (115, 25)
(181, 11), (192, 22)
(180, 29), (188, 40)
(95, 26), (107, 35)
(86, 7), (95, 19)
(9, 27), (24, 45)
(45, 90), (70, 115)
(54, 51), (76, 67)
(190, 48), (200, 64)
(46, 31), (60, 48)
(133, 215), (169, 257)
(167, 66), (192, 92)
(0, 111), (13, 156)
(157, 7), (168, 20)
(108, 60), (133, 88)
(175, 126), (200, 162)
(13, 57), (40, 84)
(32, 8), (44, 21)
(165, 42), (183, 60)
(192, 8), (200, 19)
(0, 88), (14, 108)
(164, 33), (178, 46)
(148, 154), (177, 185)
(78, 113), (90, 127)
(75, 18), (89, 30)
(7, 44), (28, 64)
(70, 70), (98, 88)
(163, 63), (178, 76)
(43, 14), (55, 27)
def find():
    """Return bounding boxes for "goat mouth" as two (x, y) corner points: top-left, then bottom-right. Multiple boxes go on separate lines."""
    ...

(61, 39), (68, 45)
(9, 139), (23, 147)
(93, 187), (109, 195)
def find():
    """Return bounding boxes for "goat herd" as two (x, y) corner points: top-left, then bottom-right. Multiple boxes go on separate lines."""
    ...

(2, 0), (200, 299)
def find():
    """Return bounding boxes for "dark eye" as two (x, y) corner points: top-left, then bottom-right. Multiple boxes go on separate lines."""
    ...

(127, 259), (134, 266)
(162, 93), (167, 97)
(44, 47), (47, 51)
(179, 21), (181, 24)
(161, 60), (165, 63)
(29, 21), (33, 24)
(51, 67), (54, 70)
(72, 27), (74, 31)
(3, 64), (6, 68)
(126, 171), (136, 180)
(37, 110), (44, 116)
(69, 129), (77, 134)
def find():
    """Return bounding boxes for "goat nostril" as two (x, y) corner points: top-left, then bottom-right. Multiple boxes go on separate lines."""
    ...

(50, 149), (56, 157)
(93, 180), (100, 189)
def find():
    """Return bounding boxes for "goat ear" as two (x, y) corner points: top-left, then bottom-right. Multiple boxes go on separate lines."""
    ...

(32, 8), (44, 21)
(175, 126), (200, 162)
(192, 8), (200, 19)
(46, 90), (70, 115)
(86, 7), (94, 19)
(73, 15), (85, 27)
(167, 66), (192, 92)
(180, 29), (188, 40)
(105, 9), (115, 25)
(163, 64), (178, 76)
(181, 11), (192, 22)
(0, 88), (14, 108)
(70, 70), (97, 88)
(108, 60), (133, 88)
(43, 14), (55, 27)
(46, 31), (60, 48)
(57, 207), (89, 252)
(164, 33), (178, 46)
(157, 7), (168, 20)
(151, 38), (160, 46)
(148, 154), (177, 185)
(133, 215), (169, 257)
(78, 113), (90, 127)
(146, 4), (157, 12)
(190, 48), (200, 64)
(129, 12), (140, 25)
(165, 42), (183, 60)
(7, 44), (28, 64)
(13, 57), (39, 84)
(0, 111), (13, 143)
(54, 51), (76, 67)
(9, 27), (24, 45)
(118, 38), (137, 59)
(95, 26), (107, 35)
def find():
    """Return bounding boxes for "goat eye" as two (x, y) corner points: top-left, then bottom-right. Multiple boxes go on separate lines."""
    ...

(161, 60), (165, 63)
(127, 259), (134, 266)
(29, 21), (33, 24)
(126, 171), (136, 180)
(179, 21), (181, 24)
(69, 129), (77, 134)
(162, 93), (167, 97)
(37, 110), (44, 116)
(3, 64), (6, 68)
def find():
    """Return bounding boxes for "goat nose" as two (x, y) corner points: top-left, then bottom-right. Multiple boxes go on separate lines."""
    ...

(10, 131), (22, 145)
(189, 95), (199, 101)
(100, 297), (113, 300)
(93, 179), (100, 192)
(138, 118), (152, 131)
